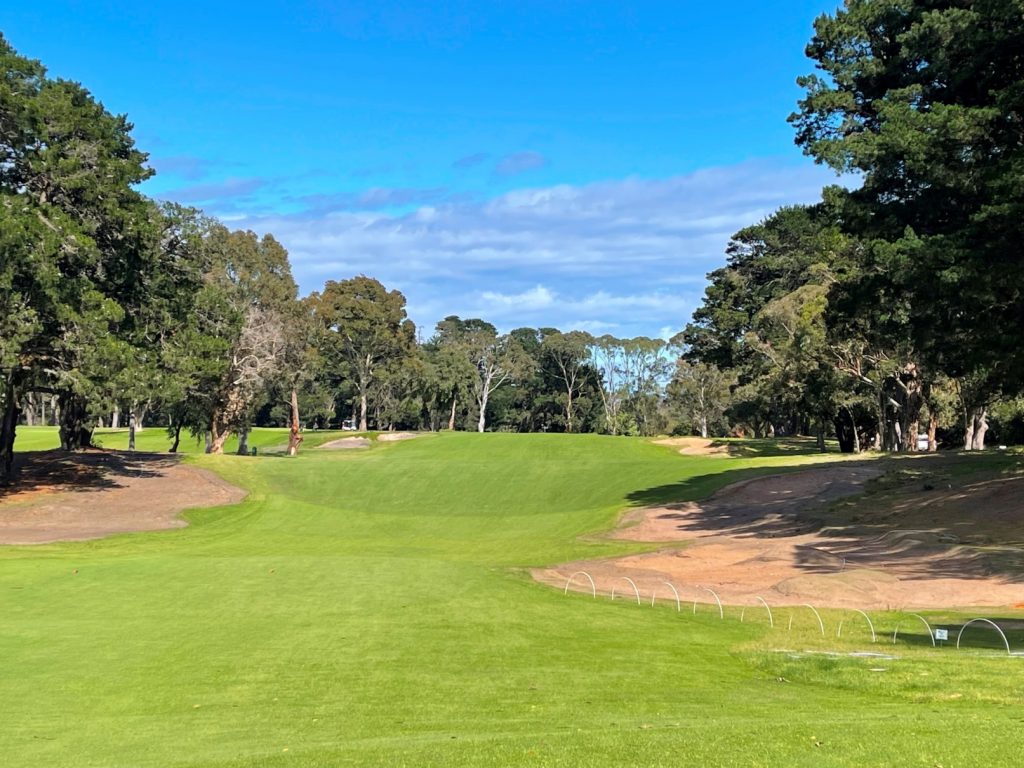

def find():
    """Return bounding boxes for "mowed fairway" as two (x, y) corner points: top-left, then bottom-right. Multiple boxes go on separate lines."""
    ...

(2, 433), (1021, 767)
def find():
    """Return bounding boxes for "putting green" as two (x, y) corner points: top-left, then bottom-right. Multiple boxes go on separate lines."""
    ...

(1, 431), (1021, 766)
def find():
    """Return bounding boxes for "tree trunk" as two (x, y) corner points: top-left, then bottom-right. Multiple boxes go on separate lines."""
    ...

(135, 400), (148, 432)
(58, 393), (93, 451)
(477, 389), (489, 433)
(964, 406), (988, 451)
(927, 411), (938, 452)
(128, 411), (136, 451)
(566, 389), (574, 433)
(700, 414), (708, 439)
(287, 389), (303, 457)
(816, 420), (826, 452)
(22, 393), (36, 427)
(111, 405), (120, 429)
(208, 418), (229, 454)
(359, 391), (368, 432)
(170, 423), (182, 453)
(447, 397), (457, 431)
(237, 428), (250, 456)
(0, 377), (20, 484)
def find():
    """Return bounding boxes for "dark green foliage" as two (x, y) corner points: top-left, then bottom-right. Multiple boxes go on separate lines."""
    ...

(791, 0), (1024, 437)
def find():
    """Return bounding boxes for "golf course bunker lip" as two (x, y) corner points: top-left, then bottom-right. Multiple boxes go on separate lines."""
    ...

(319, 437), (371, 450)
(652, 437), (731, 457)
(535, 462), (1024, 611)
(0, 450), (247, 545)
(377, 432), (419, 442)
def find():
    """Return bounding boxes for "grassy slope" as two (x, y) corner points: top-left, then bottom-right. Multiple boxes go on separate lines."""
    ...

(2, 431), (1022, 767)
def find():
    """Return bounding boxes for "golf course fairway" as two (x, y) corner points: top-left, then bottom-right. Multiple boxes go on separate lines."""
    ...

(2, 431), (1022, 766)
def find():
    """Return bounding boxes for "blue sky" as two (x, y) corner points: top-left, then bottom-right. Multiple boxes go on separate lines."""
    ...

(4, 1), (844, 338)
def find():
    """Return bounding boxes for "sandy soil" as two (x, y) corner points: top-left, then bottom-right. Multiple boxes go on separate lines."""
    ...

(535, 462), (1024, 610)
(652, 437), (731, 457)
(377, 432), (418, 442)
(319, 437), (371, 450)
(0, 451), (246, 545)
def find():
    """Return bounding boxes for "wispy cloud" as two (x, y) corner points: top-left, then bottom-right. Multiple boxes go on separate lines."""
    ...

(163, 177), (267, 204)
(149, 154), (213, 181)
(298, 186), (451, 213)
(453, 152), (490, 169)
(229, 159), (840, 337)
(494, 150), (547, 176)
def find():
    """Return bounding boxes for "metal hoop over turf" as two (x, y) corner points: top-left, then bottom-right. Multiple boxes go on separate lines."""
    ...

(563, 570), (597, 598)
(956, 618), (1011, 656)
(754, 596), (774, 628)
(692, 587), (723, 619)
(650, 581), (682, 611)
(803, 604), (825, 636)
(610, 576), (641, 605)
(852, 609), (876, 643)
(891, 613), (936, 647)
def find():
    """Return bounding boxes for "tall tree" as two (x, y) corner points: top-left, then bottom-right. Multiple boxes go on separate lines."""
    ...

(667, 361), (733, 438)
(540, 331), (593, 433)
(0, 34), (153, 477)
(791, 0), (1024, 449)
(311, 276), (416, 431)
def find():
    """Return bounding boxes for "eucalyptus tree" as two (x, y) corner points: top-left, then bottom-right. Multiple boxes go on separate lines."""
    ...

(432, 317), (531, 432)
(422, 329), (476, 431)
(540, 331), (593, 433)
(190, 226), (298, 454)
(667, 361), (733, 439)
(310, 276), (416, 431)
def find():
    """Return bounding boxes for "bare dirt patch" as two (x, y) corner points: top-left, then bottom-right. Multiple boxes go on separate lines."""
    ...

(652, 437), (731, 457)
(319, 437), (371, 450)
(0, 451), (246, 545)
(377, 432), (418, 442)
(535, 460), (1024, 610)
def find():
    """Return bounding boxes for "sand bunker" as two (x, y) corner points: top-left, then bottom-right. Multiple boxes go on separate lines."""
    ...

(320, 437), (371, 450)
(653, 437), (731, 457)
(0, 451), (246, 545)
(536, 462), (1024, 610)
(377, 432), (418, 442)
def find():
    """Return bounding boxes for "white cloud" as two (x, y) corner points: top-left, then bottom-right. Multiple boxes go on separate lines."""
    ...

(479, 285), (557, 311)
(217, 158), (840, 337)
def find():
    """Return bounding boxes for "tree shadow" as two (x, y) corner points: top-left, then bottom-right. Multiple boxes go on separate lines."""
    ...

(1, 450), (175, 498)
(623, 458), (1024, 583)
(714, 437), (834, 458)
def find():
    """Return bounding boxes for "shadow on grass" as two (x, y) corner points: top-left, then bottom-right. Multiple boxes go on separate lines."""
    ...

(713, 436), (836, 458)
(1, 450), (174, 496)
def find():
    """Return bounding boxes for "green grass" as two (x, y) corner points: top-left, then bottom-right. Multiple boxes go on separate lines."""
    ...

(2, 431), (1023, 766)
(12, 426), (358, 454)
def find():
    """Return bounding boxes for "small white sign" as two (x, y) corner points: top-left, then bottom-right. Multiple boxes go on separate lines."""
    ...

(935, 629), (949, 641)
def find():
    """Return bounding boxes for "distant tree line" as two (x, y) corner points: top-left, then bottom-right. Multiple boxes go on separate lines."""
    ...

(0, 33), (690, 484)
(4, 1), (1023, 480)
